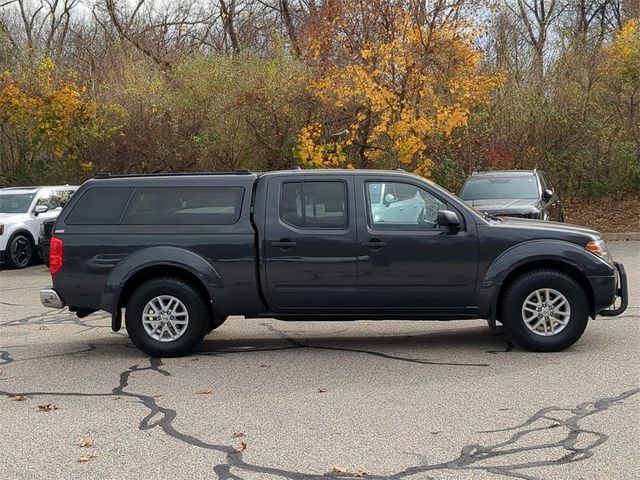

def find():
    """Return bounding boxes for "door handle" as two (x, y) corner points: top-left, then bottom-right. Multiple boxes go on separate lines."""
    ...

(361, 239), (386, 250)
(272, 239), (297, 249)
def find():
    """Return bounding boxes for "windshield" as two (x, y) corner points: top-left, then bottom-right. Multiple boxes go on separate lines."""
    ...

(0, 193), (36, 213)
(460, 176), (539, 200)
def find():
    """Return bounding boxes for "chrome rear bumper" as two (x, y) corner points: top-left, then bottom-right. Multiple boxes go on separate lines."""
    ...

(40, 288), (65, 309)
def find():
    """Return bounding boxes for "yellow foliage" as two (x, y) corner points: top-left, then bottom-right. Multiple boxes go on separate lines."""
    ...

(0, 58), (98, 162)
(606, 19), (640, 83)
(296, 3), (502, 176)
(296, 124), (350, 168)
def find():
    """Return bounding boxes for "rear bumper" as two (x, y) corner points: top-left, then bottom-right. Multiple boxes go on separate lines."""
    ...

(598, 262), (628, 316)
(40, 287), (65, 309)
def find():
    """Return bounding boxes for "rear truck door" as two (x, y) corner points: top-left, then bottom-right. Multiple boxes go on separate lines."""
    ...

(263, 174), (358, 310)
(354, 175), (479, 311)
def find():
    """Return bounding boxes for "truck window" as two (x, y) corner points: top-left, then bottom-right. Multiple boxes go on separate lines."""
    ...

(281, 181), (347, 229)
(122, 187), (244, 225)
(366, 181), (447, 230)
(66, 188), (133, 225)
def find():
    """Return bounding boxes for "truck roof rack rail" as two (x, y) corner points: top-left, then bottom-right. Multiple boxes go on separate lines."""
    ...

(94, 171), (260, 179)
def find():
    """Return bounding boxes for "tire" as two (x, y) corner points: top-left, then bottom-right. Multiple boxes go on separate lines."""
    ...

(499, 269), (589, 352)
(125, 277), (210, 357)
(6, 234), (34, 269)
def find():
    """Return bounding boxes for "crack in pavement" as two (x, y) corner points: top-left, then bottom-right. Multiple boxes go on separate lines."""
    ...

(0, 310), (110, 332)
(1, 341), (637, 480)
(258, 322), (490, 367)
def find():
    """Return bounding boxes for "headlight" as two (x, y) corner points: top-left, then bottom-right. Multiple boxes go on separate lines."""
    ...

(586, 238), (612, 264)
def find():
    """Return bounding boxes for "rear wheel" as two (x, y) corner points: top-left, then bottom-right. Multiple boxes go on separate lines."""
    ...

(7, 234), (33, 269)
(499, 269), (589, 351)
(125, 277), (209, 357)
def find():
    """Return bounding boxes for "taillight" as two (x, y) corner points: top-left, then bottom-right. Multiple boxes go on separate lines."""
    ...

(50, 236), (63, 275)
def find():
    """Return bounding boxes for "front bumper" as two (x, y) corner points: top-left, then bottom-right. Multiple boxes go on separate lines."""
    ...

(599, 262), (628, 316)
(40, 287), (65, 309)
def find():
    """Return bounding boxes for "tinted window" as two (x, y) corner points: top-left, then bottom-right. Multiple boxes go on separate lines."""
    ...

(459, 176), (539, 200)
(122, 187), (244, 225)
(0, 193), (35, 213)
(54, 189), (76, 208)
(66, 188), (133, 225)
(37, 189), (75, 210)
(366, 181), (448, 230)
(281, 181), (347, 229)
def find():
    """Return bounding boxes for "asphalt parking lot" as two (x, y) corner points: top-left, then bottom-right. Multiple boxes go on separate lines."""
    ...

(0, 242), (638, 480)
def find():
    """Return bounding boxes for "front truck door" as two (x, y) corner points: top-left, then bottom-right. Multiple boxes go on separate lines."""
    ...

(263, 175), (358, 310)
(355, 176), (478, 311)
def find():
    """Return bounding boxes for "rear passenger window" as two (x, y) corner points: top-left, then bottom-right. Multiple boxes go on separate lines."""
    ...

(66, 188), (133, 225)
(122, 187), (244, 225)
(281, 181), (347, 229)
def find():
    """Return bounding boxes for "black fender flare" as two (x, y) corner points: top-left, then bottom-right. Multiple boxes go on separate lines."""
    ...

(478, 239), (611, 319)
(103, 246), (224, 331)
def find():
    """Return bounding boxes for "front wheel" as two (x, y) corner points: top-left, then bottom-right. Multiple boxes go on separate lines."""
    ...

(125, 277), (210, 357)
(499, 270), (589, 351)
(7, 234), (34, 269)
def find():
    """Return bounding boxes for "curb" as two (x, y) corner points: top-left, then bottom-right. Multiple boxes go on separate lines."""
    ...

(603, 232), (640, 241)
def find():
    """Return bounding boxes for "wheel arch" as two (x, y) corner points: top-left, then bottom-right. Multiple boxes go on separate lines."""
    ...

(104, 246), (224, 331)
(496, 260), (595, 318)
(481, 240), (607, 321)
(8, 228), (36, 245)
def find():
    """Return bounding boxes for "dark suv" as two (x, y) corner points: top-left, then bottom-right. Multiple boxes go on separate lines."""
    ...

(40, 169), (626, 357)
(459, 170), (563, 221)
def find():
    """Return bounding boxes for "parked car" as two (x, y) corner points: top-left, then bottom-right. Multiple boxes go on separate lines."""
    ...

(459, 170), (564, 221)
(40, 170), (626, 357)
(38, 218), (57, 266)
(0, 186), (78, 269)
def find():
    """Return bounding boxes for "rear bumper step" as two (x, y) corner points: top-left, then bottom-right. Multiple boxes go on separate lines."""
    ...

(40, 288), (65, 309)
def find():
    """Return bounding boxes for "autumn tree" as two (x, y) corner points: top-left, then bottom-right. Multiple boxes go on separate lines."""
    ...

(295, 0), (501, 177)
(0, 58), (107, 185)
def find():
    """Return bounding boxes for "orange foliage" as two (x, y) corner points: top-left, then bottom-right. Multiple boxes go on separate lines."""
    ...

(295, 0), (502, 176)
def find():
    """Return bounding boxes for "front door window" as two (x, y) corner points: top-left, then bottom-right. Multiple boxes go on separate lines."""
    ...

(366, 181), (448, 230)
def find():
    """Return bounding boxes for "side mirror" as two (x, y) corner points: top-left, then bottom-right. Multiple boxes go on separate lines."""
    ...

(33, 205), (49, 215)
(542, 189), (553, 202)
(383, 193), (396, 206)
(437, 210), (461, 229)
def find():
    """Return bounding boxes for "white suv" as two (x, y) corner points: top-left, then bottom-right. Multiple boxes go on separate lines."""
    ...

(0, 186), (78, 269)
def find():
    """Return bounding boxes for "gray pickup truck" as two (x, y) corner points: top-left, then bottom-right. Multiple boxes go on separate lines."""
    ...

(40, 169), (627, 357)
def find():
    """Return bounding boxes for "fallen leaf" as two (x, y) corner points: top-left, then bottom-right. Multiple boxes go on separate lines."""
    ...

(38, 325), (50, 330)
(190, 358), (199, 362)
(10, 395), (27, 401)
(196, 388), (213, 395)
(77, 438), (94, 448)
(331, 466), (350, 474)
(353, 470), (369, 477)
(38, 403), (58, 412)
(235, 440), (248, 452)
(318, 388), (327, 393)
(259, 364), (271, 368)
(78, 454), (96, 463)
(232, 430), (246, 438)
